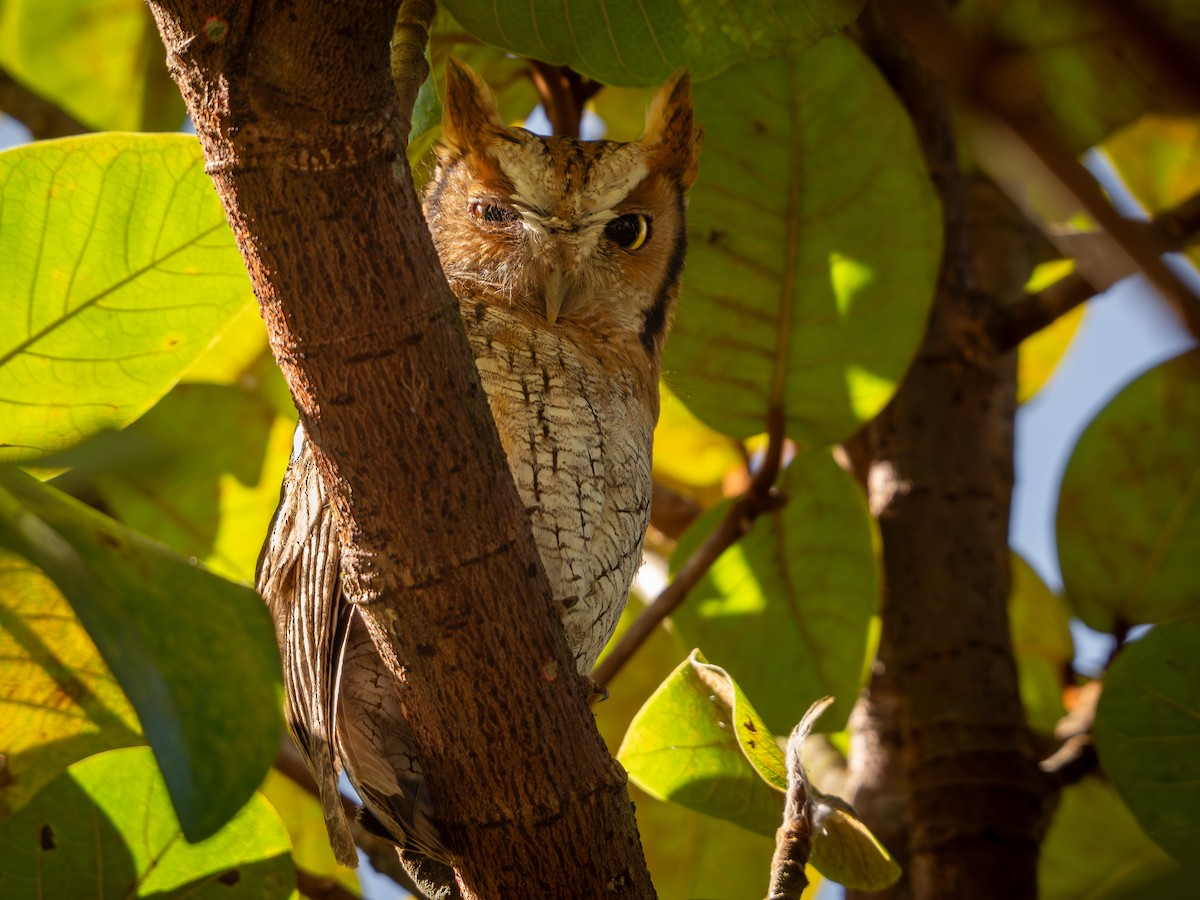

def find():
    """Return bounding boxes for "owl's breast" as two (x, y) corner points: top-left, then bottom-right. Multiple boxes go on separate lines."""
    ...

(465, 303), (655, 674)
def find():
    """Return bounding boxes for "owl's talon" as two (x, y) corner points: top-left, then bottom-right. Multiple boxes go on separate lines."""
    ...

(588, 677), (610, 703)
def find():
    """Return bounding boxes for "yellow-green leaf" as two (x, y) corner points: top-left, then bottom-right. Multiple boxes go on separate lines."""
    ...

(0, 468), (281, 842)
(0, 553), (141, 820)
(0, 0), (184, 133)
(672, 449), (877, 732)
(1010, 556), (1072, 734)
(0, 747), (294, 898)
(618, 650), (785, 837)
(1104, 114), (1200, 271)
(667, 39), (940, 444)
(0, 134), (254, 463)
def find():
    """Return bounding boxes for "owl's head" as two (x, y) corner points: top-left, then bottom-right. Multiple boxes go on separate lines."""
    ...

(423, 58), (701, 358)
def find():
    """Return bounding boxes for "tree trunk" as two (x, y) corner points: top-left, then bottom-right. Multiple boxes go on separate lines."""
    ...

(846, 13), (1048, 900)
(145, 1), (654, 895)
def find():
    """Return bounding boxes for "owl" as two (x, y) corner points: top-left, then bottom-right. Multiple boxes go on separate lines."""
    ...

(257, 57), (700, 868)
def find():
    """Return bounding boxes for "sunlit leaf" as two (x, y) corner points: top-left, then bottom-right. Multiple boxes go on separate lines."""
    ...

(441, 0), (861, 87)
(0, 134), (254, 463)
(618, 650), (784, 837)
(809, 801), (901, 891)
(956, 1), (1200, 150)
(0, 553), (141, 820)
(259, 770), (359, 895)
(667, 39), (940, 444)
(672, 449), (877, 732)
(1093, 619), (1200, 865)
(183, 305), (271, 386)
(653, 381), (743, 491)
(1018, 260), (1085, 404)
(0, 468), (281, 842)
(0, 0), (184, 132)
(1010, 556), (1072, 734)
(1039, 775), (1178, 900)
(1057, 349), (1200, 631)
(0, 747), (293, 898)
(633, 785), (796, 900)
(1104, 114), (1200, 270)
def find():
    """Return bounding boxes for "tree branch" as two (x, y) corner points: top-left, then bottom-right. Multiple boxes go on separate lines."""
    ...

(991, 189), (1200, 350)
(846, 8), (1046, 898)
(145, 0), (653, 894)
(874, 0), (1200, 343)
(0, 66), (89, 139)
(592, 408), (786, 688)
(527, 60), (601, 138)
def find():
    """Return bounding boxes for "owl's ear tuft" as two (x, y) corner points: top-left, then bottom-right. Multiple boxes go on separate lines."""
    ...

(442, 56), (504, 153)
(641, 71), (702, 189)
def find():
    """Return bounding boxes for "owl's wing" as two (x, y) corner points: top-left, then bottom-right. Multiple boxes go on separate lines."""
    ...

(334, 610), (446, 862)
(257, 429), (358, 867)
(257, 428), (448, 866)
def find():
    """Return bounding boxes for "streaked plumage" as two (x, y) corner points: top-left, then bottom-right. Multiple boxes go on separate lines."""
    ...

(257, 57), (700, 866)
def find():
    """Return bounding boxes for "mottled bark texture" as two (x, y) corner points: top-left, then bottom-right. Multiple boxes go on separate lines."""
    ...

(144, 2), (653, 896)
(844, 12), (1047, 900)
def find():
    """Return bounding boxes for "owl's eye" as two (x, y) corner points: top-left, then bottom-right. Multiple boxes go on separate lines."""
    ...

(605, 214), (650, 250)
(469, 200), (520, 224)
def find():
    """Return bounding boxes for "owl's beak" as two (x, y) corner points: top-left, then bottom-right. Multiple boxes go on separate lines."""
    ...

(544, 270), (568, 326)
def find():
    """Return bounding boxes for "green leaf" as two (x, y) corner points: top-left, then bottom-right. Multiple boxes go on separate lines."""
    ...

(408, 12), (542, 178)
(84, 382), (295, 584)
(259, 770), (359, 895)
(1010, 556), (1072, 734)
(667, 38), (941, 444)
(955, 1), (1200, 151)
(0, 552), (141, 820)
(1093, 619), (1200, 865)
(672, 449), (877, 732)
(0, 468), (281, 842)
(0, 747), (293, 898)
(0, 0), (184, 132)
(0, 133), (255, 463)
(1057, 349), (1200, 631)
(810, 801), (901, 891)
(441, 0), (862, 87)
(632, 785), (789, 900)
(1039, 776), (1177, 900)
(618, 650), (786, 837)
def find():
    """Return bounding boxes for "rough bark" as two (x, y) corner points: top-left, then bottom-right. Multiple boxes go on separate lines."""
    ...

(845, 12), (1047, 900)
(144, 1), (653, 896)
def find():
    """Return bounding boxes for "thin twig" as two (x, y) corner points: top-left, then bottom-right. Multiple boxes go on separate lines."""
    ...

(391, 0), (437, 137)
(1039, 734), (1099, 790)
(992, 189), (1200, 349)
(1089, 0), (1200, 110)
(875, 0), (1200, 342)
(296, 867), (360, 900)
(0, 66), (89, 139)
(592, 409), (787, 688)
